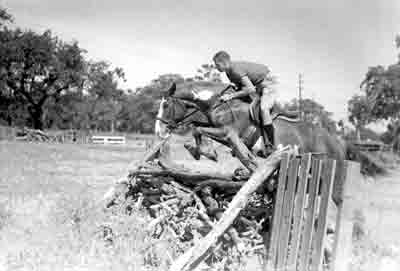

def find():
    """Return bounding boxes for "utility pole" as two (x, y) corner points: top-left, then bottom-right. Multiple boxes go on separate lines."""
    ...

(311, 91), (316, 124)
(298, 74), (303, 120)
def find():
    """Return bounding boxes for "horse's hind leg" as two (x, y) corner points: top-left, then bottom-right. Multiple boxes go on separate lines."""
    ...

(194, 126), (259, 172)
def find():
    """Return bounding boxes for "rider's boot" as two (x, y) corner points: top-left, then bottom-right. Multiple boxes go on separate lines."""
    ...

(262, 124), (275, 156)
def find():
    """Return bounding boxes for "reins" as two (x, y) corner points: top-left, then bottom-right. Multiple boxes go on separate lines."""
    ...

(156, 97), (202, 129)
(156, 84), (235, 130)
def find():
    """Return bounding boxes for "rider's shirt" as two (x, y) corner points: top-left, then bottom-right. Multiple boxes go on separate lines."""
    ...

(226, 61), (270, 89)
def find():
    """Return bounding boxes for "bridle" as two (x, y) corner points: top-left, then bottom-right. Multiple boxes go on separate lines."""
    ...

(156, 84), (234, 130)
(156, 97), (202, 130)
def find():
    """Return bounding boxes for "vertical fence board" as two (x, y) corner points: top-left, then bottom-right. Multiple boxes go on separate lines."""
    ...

(287, 154), (312, 269)
(267, 154), (291, 268)
(310, 159), (336, 271)
(332, 161), (360, 271)
(276, 158), (300, 269)
(268, 154), (360, 271)
(298, 158), (323, 271)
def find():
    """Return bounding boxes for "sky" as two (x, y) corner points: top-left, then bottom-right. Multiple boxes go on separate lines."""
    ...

(3, 0), (400, 125)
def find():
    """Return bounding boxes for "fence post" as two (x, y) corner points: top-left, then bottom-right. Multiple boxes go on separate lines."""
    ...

(331, 160), (360, 271)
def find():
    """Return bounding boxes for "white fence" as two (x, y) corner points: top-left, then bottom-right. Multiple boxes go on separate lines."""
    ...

(91, 135), (126, 145)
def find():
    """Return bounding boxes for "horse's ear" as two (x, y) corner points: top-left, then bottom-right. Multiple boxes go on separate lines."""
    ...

(167, 83), (176, 96)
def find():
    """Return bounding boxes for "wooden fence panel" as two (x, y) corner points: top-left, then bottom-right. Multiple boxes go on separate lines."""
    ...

(287, 153), (312, 269)
(276, 158), (300, 269)
(310, 159), (336, 271)
(267, 154), (291, 268)
(268, 154), (360, 271)
(298, 158), (323, 271)
(331, 161), (360, 271)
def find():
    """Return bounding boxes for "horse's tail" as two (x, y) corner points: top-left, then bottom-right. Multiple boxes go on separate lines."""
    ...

(345, 142), (386, 175)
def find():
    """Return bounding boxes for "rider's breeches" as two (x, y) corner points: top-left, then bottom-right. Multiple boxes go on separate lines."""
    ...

(259, 86), (277, 125)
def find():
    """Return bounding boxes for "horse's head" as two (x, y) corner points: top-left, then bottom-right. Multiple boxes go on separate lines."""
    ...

(155, 83), (198, 138)
(155, 81), (230, 138)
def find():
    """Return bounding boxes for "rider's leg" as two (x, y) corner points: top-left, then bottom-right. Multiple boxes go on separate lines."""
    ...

(260, 87), (276, 152)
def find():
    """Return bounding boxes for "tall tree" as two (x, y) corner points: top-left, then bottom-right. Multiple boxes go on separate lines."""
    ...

(47, 61), (126, 131)
(348, 95), (373, 140)
(84, 61), (125, 131)
(0, 6), (16, 125)
(0, 29), (86, 129)
(359, 36), (400, 122)
(119, 74), (184, 133)
(356, 35), (400, 145)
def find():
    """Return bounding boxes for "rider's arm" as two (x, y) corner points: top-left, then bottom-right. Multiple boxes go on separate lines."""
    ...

(230, 76), (256, 99)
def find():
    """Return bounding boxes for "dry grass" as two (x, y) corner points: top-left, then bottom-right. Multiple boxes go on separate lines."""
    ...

(0, 138), (246, 271)
(0, 139), (399, 270)
(349, 167), (400, 271)
(0, 141), (152, 270)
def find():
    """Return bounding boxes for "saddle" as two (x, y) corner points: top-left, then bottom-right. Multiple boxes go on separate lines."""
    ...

(249, 98), (300, 125)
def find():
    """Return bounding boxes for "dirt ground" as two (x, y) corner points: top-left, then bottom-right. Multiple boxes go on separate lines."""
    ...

(0, 139), (399, 270)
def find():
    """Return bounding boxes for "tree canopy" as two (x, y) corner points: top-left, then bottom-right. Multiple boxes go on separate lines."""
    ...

(358, 36), (400, 123)
(0, 7), (127, 131)
(0, 28), (87, 129)
(352, 35), (400, 143)
(0, 5), (344, 136)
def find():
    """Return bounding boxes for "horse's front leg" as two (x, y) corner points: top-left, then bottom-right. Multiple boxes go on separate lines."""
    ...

(194, 126), (259, 172)
(184, 129), (219, 161)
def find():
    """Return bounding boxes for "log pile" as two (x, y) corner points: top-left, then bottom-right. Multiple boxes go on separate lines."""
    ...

(15, 127), (75, 143)
(16, 127), (52, 142)
(104, 138), (294, 270)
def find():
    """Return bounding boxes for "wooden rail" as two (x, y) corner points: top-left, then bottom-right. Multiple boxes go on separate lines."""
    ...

(167, 151), (360, 271)
(91, 135), (126, 145)
(169, 146), (294, 271)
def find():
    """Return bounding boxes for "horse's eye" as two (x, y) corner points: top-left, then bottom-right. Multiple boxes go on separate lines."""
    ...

(162, 102), (168, 108)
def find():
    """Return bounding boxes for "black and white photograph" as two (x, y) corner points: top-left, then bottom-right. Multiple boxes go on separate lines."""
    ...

(0, 1), (399, 270)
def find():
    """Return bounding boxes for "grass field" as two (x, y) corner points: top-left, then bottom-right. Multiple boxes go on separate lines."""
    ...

(0, 141), (144, 270)
(0, 139), (399, 270)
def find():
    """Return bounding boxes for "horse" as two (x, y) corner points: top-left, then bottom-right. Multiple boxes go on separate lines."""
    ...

(155, 81), (349, 205)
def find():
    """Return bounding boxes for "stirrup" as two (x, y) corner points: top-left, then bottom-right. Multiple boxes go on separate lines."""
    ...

(264, 144), (276, 155)
(257, 144), (275, 158)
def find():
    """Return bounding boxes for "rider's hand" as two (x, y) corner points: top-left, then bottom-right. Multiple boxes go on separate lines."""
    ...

(220, 94), (234, 102)
(229, 83), (238, 90)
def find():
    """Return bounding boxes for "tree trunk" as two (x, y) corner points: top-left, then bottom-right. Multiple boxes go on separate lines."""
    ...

(356, 127), (361, 141)
(30, 106), (44, 130)
(6, 114), (12, 126)
(111, 119), (115, 133)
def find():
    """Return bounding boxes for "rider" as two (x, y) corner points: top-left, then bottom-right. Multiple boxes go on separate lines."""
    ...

(212, 50), (277, 154)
